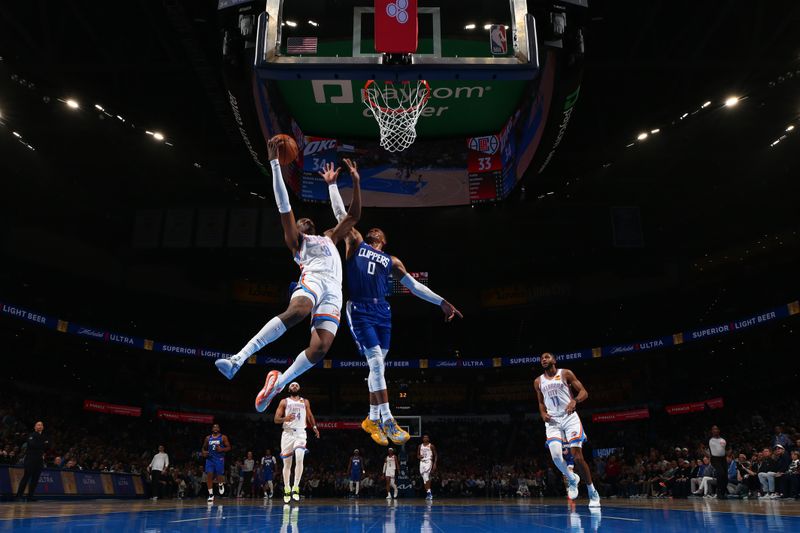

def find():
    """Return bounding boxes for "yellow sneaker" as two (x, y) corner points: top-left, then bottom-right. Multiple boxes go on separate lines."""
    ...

(361, 417), (389, 446)
(381, 418), (410, 445)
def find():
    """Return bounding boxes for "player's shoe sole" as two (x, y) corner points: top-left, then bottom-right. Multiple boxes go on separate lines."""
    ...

(361, 417), (389, 446)
(567, 473), (580, 500)
(283, 491), (291, 504)
(215, 358), (240, 380)
(255, 370), (283, 412)
(292, 488), (300, 501)
(381, 418), (410, 445)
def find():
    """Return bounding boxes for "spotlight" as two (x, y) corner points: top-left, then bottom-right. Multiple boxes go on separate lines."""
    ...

(483, 24), (492, 30)
(464, 24), (476, 30)
(724, 96), (739, 107)
(702, 101), (711, 108)
(12, 131), (21, 138)
(787, 125), (795, 132)
(637, 132), (648, 141)
(66, 99), (79, 109)
(650, 128), (660, 134)
(95, 104), (104, 111)
(153, 132), (165, 141)
(308, 20), (318, 27)
(285, 20), (297, 27)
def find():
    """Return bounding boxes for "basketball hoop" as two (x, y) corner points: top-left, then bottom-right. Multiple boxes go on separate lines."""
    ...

(362, 80), (431, 152)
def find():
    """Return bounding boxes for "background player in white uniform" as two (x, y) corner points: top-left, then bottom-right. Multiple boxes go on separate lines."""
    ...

(417, 435), (437, 500)
(534, 352), (600, 508)
(214, 140), (361, 414)
(383, 448), (399, 499)
(274, 382), (319, 503)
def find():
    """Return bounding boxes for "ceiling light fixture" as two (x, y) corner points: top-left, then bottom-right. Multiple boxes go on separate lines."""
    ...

(153, 132), (165, 141)
(285, 20), (297, 27)
(702, 101), (711, 108)
(464, 24), (476, 30)
(786, 125), (795, 132)
(637, 132), (648, 140)
(308, 20), (318, 27)
(66, 99), (79, 109)
(650, 128), (660, 134)
(724, 96), (739, 107)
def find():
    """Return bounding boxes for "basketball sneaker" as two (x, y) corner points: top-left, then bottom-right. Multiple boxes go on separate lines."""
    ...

(283, 487), (291, 504)
(292, 486), (300, 501)
(218, 482), (225, 495)
(567, 473), (580, 500)
(215, 357), (241, 380)
(207, 494), (214, 503)
(255, 370), (284, 412)
(381, 418), (410, 445)
(588, 486), (601, 508)
(361, 417), (389, 446)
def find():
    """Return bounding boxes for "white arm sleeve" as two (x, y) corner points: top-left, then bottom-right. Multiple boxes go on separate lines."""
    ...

(328, 184), (347, 222)
(271, 159), (291, 214)
(400, 273), (444, 306)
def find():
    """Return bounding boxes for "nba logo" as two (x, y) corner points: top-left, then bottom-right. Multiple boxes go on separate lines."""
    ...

(490, 25), (507, 55)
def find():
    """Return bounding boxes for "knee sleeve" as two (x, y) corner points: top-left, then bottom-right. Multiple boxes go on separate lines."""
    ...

(548, 441), (571, 477)
(293, 449), (305, 484)
(365, 345), (386, 392)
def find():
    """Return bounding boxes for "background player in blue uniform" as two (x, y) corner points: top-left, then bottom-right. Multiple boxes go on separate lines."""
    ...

(326, 160), (463, 446)
(347, 449), (365, 498)
(261, 448), (277, 499)
(202, 423), (231, 503)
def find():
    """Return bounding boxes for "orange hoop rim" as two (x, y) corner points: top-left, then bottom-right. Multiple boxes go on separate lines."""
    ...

(363, 79), (431, 115)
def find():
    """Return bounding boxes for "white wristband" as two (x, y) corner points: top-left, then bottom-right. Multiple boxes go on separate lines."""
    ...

(400, 274), (444, 306)
(271, 159), (291, 214)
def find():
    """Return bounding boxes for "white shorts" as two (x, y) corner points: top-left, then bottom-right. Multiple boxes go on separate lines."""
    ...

(291, 272), (342, 335)
(385, 470), (396, 479)
(280, 429), (307, 459)
(544, 412), (587, 448)
(420, 461), (432, 482)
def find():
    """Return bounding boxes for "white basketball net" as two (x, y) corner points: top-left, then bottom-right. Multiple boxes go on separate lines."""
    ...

(362, 80), (431, 152)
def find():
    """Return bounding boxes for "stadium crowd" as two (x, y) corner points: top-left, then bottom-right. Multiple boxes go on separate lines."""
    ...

(2, 383), (799, 501)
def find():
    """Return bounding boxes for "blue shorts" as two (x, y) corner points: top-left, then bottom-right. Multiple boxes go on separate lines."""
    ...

(350, 473), (362, 482)
(205, 456), (225, 476)
(345, 300), (392, 353)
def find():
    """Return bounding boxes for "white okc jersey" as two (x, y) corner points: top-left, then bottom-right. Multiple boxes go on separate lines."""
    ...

(539, 369), (573, 417)
(384, 456), (397, 477)
(419, 443), (433, 463)
(283, 397), (307, 432)
(295, 234), (342, 282)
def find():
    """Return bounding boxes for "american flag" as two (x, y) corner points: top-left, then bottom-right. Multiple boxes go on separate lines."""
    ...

(287, 37), (318, 55)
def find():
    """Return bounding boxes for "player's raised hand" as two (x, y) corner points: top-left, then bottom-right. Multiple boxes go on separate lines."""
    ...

(440, 300), (463, 322)
(267, 139), (280, 161)
(318, 161), (342, 184)
(343, 158), (360, 183)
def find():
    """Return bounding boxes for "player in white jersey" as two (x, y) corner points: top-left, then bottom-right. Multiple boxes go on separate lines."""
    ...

(214, 139), (361, 414)
(383, 448), (399, 499)
(534, 352), (600, 508)
(417, 435), (437, 500)
(274, 382), (319, 503)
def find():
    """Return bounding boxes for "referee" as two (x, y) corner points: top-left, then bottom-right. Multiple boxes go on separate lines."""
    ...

(709, 425), (728, 499)
(15, 421), (48, 502)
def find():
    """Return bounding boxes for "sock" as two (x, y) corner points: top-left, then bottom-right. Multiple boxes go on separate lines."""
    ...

(369, 404), (380, 422)
(276, 351), (315, 389)
(587, 483), (596, 495)
(208, 488), (213, 494)
(378, 402), (393, 423)
(283, 459), (292, 488)
(232, 317), (287, 365)
(293, 449), (304, 487)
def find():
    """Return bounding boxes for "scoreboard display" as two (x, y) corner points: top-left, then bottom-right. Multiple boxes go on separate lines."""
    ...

(391, 272), (429, 296)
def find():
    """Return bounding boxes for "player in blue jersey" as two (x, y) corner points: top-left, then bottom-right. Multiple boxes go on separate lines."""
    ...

(202, 423), (232, 503)
(347, 449), (365, 498)
(325, 159), (462, 446)
(261, 448), (277, 499)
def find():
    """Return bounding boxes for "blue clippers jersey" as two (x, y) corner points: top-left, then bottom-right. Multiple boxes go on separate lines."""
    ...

(346, 242), (392, 300)
(350, 457), (362, 474)
(208, 435), (225, 459)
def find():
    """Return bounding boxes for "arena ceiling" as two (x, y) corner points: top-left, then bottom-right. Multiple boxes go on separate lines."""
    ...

(1, 0), (798, 293)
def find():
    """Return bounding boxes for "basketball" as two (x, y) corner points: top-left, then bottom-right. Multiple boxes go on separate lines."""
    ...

(271, 133), (299, 166)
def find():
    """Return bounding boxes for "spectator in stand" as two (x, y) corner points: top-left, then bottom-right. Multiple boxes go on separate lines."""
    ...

(772, 445), (791, 498)
(736, 453), (758, 498)
(772, 426), (792, 450)
(604, 455), (621, 495)
(693, 457), (716, 497)
(241, 451), (255, 498)
(725, 451), (740, 497)
(788, 450), (800, 499)
(690, 457), (708, 494)
(708, 425), (728, 499)
(758, 447), (779, 499)
(672, 459), (692, 498)
(148, 445), (169, 501)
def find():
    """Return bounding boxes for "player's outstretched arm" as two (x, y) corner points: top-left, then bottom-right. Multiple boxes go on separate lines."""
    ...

(325, 160), (361, 244)
(220, 435), (232, 453)
(563, 369), (588, 414)
(268, 140), (301, 253)
(431, 444), (438, 473)
(202, 436), (210, 457)
(391, 256), (463, 322)
(305, 399), (320, 439)
(533, 377), (552, 422)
